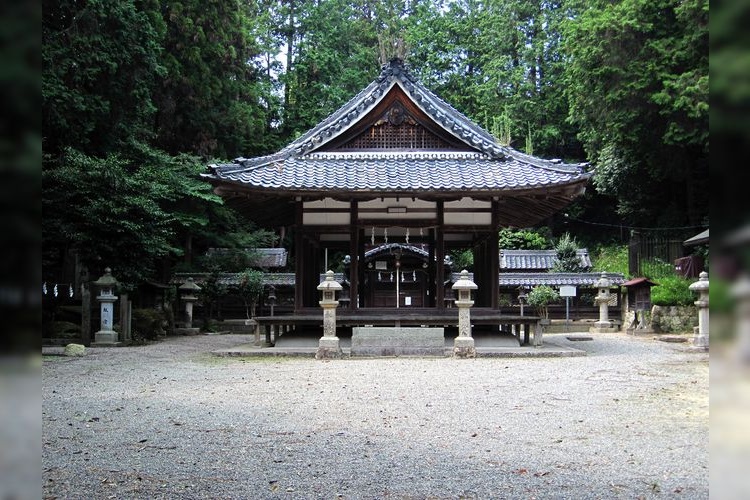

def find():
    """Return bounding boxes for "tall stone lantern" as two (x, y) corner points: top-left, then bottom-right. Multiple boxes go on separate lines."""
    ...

(689, 271), (709, 350)
(452, 269), (478, 358)
(178, 277), (201, 334)
(316, 270), (343, 359)
(590, 272), (618, 333)
(92, 268), (120, 345)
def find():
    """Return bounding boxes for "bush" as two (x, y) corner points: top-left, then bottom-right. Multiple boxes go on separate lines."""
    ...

(526, 285), (560, 319)
(131, 308), (166, 341)
(650, 275), (696, 306)
(591, 244), (629, 276)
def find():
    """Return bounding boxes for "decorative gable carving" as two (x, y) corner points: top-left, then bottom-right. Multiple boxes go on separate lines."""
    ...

(336, 102), (455, 151)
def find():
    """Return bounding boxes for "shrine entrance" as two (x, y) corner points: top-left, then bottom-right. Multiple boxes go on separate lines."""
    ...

(361, 243), (439, 308)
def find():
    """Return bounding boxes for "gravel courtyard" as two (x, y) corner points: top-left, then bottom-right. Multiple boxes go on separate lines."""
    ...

(43, 333), (708, 499)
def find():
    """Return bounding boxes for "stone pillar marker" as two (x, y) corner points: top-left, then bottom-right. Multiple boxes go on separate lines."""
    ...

(689, 271), (709, 350)
(452, 269), (478, 358)
(176, 277), (201, 336)
(316, 270), (343, 359)
(590, 272), (618, 333)
(92, 268), (120, 346)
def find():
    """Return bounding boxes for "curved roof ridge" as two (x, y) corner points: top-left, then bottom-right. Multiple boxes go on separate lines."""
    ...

(207, 58), (590, 181)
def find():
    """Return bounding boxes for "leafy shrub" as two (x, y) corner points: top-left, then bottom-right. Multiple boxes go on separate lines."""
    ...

(551, 232), (590, 272)
(498, 228), (551, 250)
(650, 275), (695, 306)
(591, 244), (629, 276)
(132, 308), (166, 341)
(526, 285), (560, 318)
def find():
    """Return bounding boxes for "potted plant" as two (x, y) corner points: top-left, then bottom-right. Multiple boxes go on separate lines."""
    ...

(526, 285), (560, 324)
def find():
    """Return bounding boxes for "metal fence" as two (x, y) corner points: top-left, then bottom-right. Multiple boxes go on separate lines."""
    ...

(628, 231), (693, 278)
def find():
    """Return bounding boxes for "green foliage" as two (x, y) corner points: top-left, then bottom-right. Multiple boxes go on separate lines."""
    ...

(526, 285), (560, 319)
(42, 147), (222, 288)
(236, 269), (265, 319)
(551, 232), (589, 273)
(450, 249), (474, 271)
(198, 268), (227, 323)
(155, 0), (274, 158)
(562, 0), (708, 227)
(650, 275), (696, 306)
(43, 0), (166, 157)
(406, 0), (582, 159)
(132, 308), (167, 342)
(591, 245), (629, 276)
(498, 228), (550, 250)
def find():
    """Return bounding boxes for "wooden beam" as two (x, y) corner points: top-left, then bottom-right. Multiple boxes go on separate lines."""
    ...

(435, 200), (445, 311)
(350, 200), (359, 311)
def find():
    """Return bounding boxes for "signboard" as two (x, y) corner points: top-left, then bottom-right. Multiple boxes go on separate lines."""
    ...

(559, 285), (577, 297)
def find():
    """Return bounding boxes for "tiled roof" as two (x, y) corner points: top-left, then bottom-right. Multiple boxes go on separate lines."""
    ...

(214, 154), (587, 193)
(205, 248), (288, 268)
(451, 272), (625, 287)
(206, 59), (590, 194)
(499, 249), (592, 270)
(173, 273), (296, 287)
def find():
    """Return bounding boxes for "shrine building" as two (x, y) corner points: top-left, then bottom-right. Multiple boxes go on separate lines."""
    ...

(203, 58), (591, 341)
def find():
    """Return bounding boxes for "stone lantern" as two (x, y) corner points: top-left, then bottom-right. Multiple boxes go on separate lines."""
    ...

(452, 269), (478, 358)
(267, 285), (277, 316)
(316, 270), (343, 359)
(689, 271), (709, 350)
(518, 289), (527, 317)
(177, 277), (201, 334)
(591, 272), (618, 333)
(92, 268), (120, 345)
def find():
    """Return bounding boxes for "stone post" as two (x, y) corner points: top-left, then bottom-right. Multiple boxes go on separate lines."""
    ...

(689, 271), (709, 350)
(316, 270), (343, 359)
(175, 277), (201, 336)
(452, 270), (478, 358)
(92, 268), (120, 346)
(590, 272), (618, 333)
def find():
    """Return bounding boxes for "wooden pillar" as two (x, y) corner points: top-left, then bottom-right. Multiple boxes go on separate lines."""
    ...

(349, 200), (359, 311)
(81, 284), (91, 346)
(294, 200), (303, 312)
(490, 200), (501, 310)
(428, 230), (436, 308)
(436, 200), (445, 310)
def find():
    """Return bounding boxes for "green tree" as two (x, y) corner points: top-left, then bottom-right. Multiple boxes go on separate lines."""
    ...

(526, 285), (560, 319)
(42, 147), (222, 288)
(279, 0), (381, 137)
(43, 0), (166, 157)
(154, 0), (274, 158)
(561, 0), (708, 227)
(551, 232), (589, 273)
(498, 228), (551, 250)
(236, 269), (265, 319)
(405, 0), (582, 159)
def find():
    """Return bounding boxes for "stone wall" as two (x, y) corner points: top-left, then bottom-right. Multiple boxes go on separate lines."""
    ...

(650, 305), (697, 333)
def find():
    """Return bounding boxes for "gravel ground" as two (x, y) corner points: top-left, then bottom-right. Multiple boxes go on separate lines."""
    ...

(43, 333), (708, 499)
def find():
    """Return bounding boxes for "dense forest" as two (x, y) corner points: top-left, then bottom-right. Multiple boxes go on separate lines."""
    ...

(42, 0), (708, 288)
